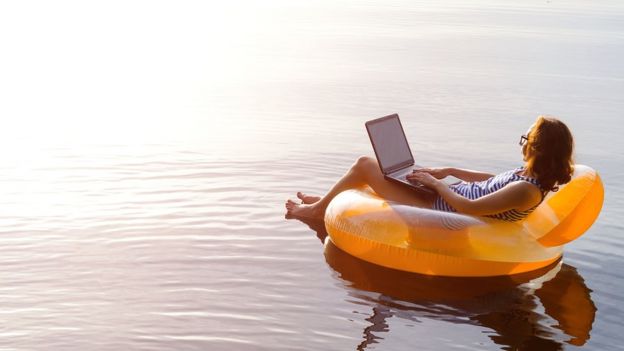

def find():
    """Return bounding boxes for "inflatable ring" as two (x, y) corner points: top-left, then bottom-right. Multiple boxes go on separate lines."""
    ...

(324, 165), (604, 277)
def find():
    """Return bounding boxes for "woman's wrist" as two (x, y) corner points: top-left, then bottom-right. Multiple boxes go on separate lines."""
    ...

(433, 179), (447, 193)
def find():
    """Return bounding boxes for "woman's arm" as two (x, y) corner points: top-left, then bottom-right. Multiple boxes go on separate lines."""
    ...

(419, 167), (494, 182)
(447, 168), (495, 182)
(407, 172), (541, 216)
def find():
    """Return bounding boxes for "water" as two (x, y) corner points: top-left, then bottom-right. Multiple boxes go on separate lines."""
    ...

(0, 0), (623, 350)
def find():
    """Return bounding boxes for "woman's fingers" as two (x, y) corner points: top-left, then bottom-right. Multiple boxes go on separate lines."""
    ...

(415, 167), (448, 179)
(407, 172), (428, 182)
(408, 172), (438, 187)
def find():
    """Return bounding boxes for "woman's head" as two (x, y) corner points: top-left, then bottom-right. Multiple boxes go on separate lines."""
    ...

(521, 116), (574, 192)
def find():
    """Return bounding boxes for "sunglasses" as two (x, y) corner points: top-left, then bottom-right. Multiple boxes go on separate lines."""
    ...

(519, 135), (528, 146)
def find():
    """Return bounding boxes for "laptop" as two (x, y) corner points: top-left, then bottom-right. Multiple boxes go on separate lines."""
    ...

(365, 113), (435, 195)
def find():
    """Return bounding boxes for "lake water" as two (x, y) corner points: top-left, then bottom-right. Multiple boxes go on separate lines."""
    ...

(0, 0), (623, 350)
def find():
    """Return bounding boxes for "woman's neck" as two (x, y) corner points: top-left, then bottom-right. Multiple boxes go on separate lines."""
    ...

(520, 166), (536, 178)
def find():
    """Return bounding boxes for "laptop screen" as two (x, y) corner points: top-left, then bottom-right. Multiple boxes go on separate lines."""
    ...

(366, 114), (414, 173)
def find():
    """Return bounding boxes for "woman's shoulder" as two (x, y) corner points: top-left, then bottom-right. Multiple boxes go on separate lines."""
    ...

(509, 181), (544, 210)
(501, 180), (543, 202)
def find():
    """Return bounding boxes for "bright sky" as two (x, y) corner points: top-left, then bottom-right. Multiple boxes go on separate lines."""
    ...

(0, 1), (267, 146)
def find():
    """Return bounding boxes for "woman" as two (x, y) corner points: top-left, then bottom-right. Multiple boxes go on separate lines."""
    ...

(286, 116), (574, 221)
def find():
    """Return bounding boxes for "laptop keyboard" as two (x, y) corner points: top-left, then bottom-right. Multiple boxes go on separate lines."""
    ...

(394, 169), (419, 184)
(400, 169), (430, 186)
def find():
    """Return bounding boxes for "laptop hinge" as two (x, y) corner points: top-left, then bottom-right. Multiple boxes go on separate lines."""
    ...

(386, 161), (414, 175)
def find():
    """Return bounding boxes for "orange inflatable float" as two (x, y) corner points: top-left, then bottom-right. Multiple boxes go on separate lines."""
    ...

(324, 165), (604, 277)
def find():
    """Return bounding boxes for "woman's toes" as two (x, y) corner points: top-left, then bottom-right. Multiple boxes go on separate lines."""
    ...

(296, 192), (321, 204)
(285, 199), (298, 212)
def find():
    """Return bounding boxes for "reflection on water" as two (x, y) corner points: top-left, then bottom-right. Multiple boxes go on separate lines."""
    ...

(297, 217), (596, 350)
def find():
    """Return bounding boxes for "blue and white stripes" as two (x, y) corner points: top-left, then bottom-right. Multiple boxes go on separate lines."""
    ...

(432, 167), (545, 222)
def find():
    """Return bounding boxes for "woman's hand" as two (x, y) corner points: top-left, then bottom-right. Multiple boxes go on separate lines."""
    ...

(417, 167), (452, 179)
(406, 170), (444, 192)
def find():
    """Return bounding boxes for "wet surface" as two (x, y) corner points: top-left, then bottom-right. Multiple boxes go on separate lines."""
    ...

(1, 0), (623, 349)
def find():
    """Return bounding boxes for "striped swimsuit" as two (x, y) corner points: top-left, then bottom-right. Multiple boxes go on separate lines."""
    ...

(432, 167), (546, 222)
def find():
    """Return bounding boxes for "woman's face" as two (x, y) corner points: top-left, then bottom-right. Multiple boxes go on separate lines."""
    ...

(522, 123), (536, 161)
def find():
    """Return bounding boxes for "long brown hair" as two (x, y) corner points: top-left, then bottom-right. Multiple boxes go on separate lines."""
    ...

(524, 116), (574, 192)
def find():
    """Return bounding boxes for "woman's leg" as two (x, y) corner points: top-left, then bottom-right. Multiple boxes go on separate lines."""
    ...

(286, 156), (433, 218)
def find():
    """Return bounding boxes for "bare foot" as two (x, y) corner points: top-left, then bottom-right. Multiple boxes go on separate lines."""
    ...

(297, 192), (321, 204)
(285, 199), (324, 219)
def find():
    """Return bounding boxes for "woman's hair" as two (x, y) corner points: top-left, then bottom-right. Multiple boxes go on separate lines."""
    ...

(524, 116), (575, 192)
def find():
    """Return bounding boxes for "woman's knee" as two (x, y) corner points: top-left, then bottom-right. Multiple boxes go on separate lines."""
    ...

(353, 156), (376, 170)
